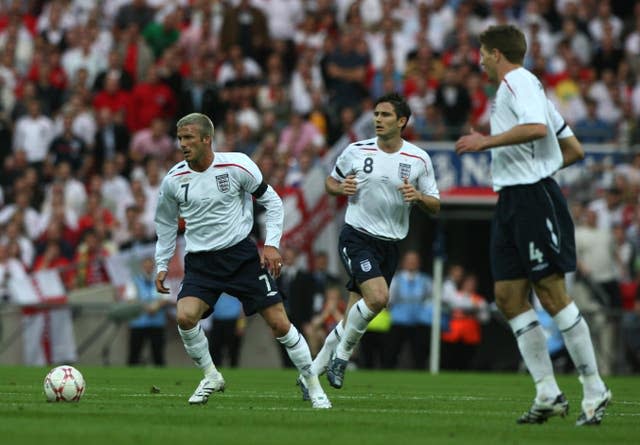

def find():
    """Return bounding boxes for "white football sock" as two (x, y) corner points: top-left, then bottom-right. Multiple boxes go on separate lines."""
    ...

(553, 302), (606, 399)
(277, 324), (314, 378)
(178, 324), (219, 378)
(509, 309), (561, 402)
(311, 322), (344, 375)
(335, 299), (376, 361)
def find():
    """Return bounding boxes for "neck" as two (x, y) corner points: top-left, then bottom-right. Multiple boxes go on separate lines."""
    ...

(497, 63), (521, 83)
(189, 152), (214, 172)
(377, 134), (403, 153)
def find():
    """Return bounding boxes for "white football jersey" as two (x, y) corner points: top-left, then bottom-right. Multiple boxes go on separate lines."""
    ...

(490, 67), (564, 191)
(330, 137), (440, 240)
(154, 152), (283, 272)
(548, 98), (574, 139)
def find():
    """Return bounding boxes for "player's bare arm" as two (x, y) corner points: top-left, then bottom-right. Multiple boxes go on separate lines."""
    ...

(261, 245), (283, 278)
(325, 175), (357, 196)
(398, 178), (440, 215)
(455, 124), (547, 154)
(155, 270), (170, 294)
(559, 136), (584, 168)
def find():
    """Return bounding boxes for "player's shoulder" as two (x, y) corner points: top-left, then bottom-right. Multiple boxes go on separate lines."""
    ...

(164, 161), (192, 182)
(214, 151), (260, 178)
(399, 140), (430, 163)
(503, 67), (542, 95)
(346, 137), (378, 152)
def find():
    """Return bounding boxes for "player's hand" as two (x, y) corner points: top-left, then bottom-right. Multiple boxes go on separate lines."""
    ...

(155, 271), (170, 294)
(398, 178), (422, 203)
(455, 128), (488, 154)
(261, 245), (283, 278)
(340, 175), (357, 195)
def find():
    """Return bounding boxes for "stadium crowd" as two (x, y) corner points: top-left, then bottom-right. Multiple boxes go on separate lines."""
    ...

(1, 0), (640, 371)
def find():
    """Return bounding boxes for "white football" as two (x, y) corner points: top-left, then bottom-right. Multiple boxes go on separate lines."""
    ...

(43, 365), (86, 402)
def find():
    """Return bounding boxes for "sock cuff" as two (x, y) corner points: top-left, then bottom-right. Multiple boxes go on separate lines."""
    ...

(553, 302), (582, 332)
(509, 309), (539, 337)
(277, 324), (301, 348)
(356, 299), (376, 321)
(178, 324), (201, 340)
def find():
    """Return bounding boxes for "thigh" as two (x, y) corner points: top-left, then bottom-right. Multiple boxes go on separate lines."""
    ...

(513, 179), (577, 282)
(491, 193), (526, 281)
(339, 225), (396, 291)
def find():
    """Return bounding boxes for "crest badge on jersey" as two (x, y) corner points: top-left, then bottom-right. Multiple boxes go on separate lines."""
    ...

(216, 173), (230, 193)
(360, 259), (372, 272)
(398, 163), (411, 180)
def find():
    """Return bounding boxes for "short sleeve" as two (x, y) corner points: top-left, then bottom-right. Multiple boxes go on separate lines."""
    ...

(417, 155), (440, 199)
(506, 75), (547, 126)
(330, 146), (355, 181)
(235, 154), (264, 193)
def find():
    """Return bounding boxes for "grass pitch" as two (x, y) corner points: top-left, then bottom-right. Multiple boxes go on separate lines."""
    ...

(0, 366), (638, 445)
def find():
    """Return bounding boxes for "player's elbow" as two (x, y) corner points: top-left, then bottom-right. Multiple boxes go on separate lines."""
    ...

(423, 196), (440, 215)
(532, 124), (547, 139)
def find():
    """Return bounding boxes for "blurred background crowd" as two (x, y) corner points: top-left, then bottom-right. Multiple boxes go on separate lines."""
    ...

(1, 0), (640, 373)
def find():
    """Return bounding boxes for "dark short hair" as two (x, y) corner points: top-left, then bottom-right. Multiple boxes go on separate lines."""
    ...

(374, 93), (412, 129)
(479, 25), (527, 64)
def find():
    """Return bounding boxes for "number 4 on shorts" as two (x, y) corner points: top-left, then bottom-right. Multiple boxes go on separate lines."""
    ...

(529, 242), (543, 264)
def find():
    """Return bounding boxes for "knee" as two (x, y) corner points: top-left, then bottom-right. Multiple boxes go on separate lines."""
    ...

(494, 289), (526, 319)
(261, 305), (291, 337)
(176, 310), (200, 330)
(364, 290), (388, 313)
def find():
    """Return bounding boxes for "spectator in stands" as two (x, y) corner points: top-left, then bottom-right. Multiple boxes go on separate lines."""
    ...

(125, 256), (170, 366)
(61, 26), (104, 89)
(32, 239), (73, 288)
(177, 62), (222, 127)
(115, 0), (155, 32)
(387, 250), (434, 369)
(434, 66), (472, 140)
(116, 22), (155, 84)
(276, 246), (316, 367)
(220, 0), (269, 63)
(306, 286), (345, 356)
(1, 217), (35, 268)
(277, 112), (324, 159)
(92, 71), (132, 119)
(207, 293), (246, 368)
(574, 97), (616, 143)
(0, 189), (41, 240)
(0, 241), (30, 303)
(325, 29), (369, 113)
(576, 208), (621, 309)
(129, 117), (175, 163)
(49, 107), (87, 171)
(127, 64), (176, 132)
(143, 7), (182, 59)
(441, 272), (489, 370)
(12, 99), (54, 167)
(77, 191), (117, 236)
(73, 228), (113, 288)
(93, 107), (131, 166)
(93, 50), (134, 92)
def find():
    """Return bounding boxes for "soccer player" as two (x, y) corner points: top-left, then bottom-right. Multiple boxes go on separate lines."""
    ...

(455, 25), (610, 426)
(154, 113), (331, 408)
(300, 93), (440, 393)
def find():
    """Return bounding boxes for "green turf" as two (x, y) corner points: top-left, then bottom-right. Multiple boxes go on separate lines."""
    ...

(0, 366), (638, 445)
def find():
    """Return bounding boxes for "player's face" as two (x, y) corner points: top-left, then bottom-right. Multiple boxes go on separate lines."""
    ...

(177, 124), (211, 164)
(373, 102), (405, 138)
(480, 45), (497, 82)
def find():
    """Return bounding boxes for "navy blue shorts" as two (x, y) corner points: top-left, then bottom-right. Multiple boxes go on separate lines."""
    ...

(178, 238), (282, 318)
(491, 177), (577, 283)
(338, 225), (400, 293)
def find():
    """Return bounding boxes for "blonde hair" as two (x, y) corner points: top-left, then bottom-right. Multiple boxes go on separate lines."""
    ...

(176, 113), (214, 139)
